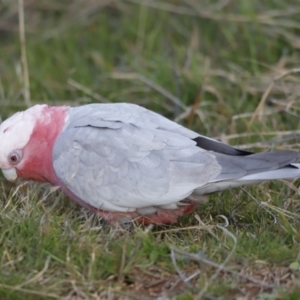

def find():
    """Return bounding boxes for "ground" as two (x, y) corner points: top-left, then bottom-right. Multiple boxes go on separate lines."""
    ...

(0, 1), (300, 299)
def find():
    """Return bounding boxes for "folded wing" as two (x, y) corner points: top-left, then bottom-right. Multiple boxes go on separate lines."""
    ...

(52, 103), (300, 212)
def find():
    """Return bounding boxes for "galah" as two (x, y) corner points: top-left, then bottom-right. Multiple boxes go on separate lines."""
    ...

(0, 103), (299, 224)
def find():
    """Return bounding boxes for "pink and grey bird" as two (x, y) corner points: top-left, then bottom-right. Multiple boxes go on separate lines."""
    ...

(0, 103), (299, 224)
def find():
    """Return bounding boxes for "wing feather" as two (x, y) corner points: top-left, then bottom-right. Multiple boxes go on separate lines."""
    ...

(53, 103), (300, 212)
(53, 105), (221, 211)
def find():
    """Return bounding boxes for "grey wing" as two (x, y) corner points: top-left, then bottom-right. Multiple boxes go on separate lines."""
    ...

(53, 103), (300, 212)
(53, 122), (221, 212)
(66, 103), (252, 156)
(66, 103), (201, 139)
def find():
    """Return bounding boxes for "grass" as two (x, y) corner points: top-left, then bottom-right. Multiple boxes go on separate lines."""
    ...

(1, 0), (300, 299)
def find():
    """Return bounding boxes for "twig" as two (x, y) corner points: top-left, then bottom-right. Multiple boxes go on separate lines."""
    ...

(215, 130), (300, 141)
(18, 0), (31, 107)
(233, 142), (280, 150)
(169, 224), (273, 297)
(240, 187), (277, 224)
(68, 79), (109, 103)
(170, 249), (194, 289)
(127, 0), (300, 30)
(136, 0), (148, 51)
(281, 180), (300, 196)
(250, 68), (300, 124)
(260, 200), (300, 220)
(126, 0), (199, 16)
(173, 248), (275, 289)
(153, 224), (214, 235)
(187, 58), (210, 126)
(195, 225), (237, 299)
(194, 214), (221, 242)
(17, 256), (51, 288)
(3, 181), (29, 212)
(0, 283), (59, 299)
(111, 72), (187, 110)
(172, 242), (274, 294)
(234, 107), (281, 121)
(118, 240), (127, 283)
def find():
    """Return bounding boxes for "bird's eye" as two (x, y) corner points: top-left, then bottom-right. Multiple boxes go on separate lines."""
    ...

(8, 150), (22, 165)
(10, 155), (18, 162)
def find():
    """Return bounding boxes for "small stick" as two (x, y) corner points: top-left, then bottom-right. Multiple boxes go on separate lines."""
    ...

(250, 68), (300, 125)
(172, 247), (275, 291)
(18, 0), (31, 107)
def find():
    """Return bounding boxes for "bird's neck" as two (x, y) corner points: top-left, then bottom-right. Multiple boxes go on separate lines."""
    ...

(16, 106), (68, 184)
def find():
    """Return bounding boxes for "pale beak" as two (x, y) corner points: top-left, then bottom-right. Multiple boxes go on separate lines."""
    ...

(2, 168), (17, 181)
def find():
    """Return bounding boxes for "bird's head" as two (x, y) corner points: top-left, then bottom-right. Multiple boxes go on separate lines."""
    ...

(0, 105), (49, 181)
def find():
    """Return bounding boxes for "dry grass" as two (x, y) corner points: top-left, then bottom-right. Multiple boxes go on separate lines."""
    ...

(1, 1), (300, 299)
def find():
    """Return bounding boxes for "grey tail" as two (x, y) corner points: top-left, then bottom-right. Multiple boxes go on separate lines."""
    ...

(195, 150), (300, 195)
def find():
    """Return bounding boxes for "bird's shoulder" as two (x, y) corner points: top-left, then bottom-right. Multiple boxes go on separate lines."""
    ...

(64, 103), (199, 138)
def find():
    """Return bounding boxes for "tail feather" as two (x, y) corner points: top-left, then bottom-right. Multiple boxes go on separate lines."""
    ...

(195, 152), (300, 195)
(213, 150), (300, 181)
(235, 163), (300, 182)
